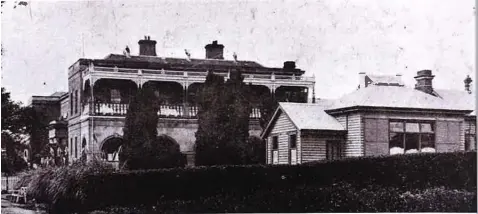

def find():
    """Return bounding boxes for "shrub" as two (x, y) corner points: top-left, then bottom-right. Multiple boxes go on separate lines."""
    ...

(27, 152), (477, 213)
(16, 159), (114, 213)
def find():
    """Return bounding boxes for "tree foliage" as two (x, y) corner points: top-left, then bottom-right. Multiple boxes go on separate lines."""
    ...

(1, 87), (30, 173)
(119, 87), (185, 170)
(195, 71), (253, 166)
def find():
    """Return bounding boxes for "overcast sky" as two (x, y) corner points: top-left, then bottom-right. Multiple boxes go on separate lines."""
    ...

(1, 0), (475, 104)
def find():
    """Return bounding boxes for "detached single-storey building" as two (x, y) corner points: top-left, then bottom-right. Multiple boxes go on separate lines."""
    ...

(261, 70), (476, 165)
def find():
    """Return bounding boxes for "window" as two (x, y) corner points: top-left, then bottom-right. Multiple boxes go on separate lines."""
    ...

(74, 90), (79, 114)
(74, 137), (78, 158)
(465, 125), (476, 151)
(70, 138), (73, 156)
(70, 93), (74, 115)
(111, 89), (121, 103)
(271, 136), (278, 164)
(289, 134), (297, 149)
(272, 136), (278, 150)
(289, 134), (297, 164)
(389, 121), (435, 155)
(326, 141), (342, 160)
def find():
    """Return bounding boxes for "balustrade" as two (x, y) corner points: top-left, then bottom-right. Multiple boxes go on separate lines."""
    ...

(87, 66), (315, 82)
(89, 102), (261, 119)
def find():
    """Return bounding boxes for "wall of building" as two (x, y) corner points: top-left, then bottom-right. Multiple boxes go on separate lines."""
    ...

(360, 111), (468, 156)
(299, 131), (346, 163)
(335, 113), (364, 157)
(266, 111), (298, 164)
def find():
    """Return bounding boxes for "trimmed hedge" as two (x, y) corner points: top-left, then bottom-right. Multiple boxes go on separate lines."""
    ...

(25, 152), (477, 213)
(89, 185), (477, 213)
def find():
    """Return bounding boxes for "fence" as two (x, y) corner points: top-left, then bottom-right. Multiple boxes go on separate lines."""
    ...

(1, 176), (20, 191)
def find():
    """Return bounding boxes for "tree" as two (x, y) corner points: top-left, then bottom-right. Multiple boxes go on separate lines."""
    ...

(258, 92), (278, 129)
(195, 70), (252, 166)
(1, 87), (29, 173)
(244, 136), (266, 165)
(119, 87), (159, 170)
(119, 87), (185, 170)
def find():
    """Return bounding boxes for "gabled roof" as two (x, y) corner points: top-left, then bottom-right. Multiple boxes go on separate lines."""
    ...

(261, 102), (345, 138)
(326, 85), (474, 112)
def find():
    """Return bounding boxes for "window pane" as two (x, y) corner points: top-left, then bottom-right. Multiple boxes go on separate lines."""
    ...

(390, 122), (404, 132)
(420, 123), (434, 133)
(405, 133), (419, 153)
(389, 132), (404, 154)
(420, 134), (435, 152)
(405, 123), (420, 133)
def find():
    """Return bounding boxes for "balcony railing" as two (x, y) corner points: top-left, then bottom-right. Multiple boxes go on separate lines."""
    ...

(89, 103), (261, 119)
(87, 66), (315, 82)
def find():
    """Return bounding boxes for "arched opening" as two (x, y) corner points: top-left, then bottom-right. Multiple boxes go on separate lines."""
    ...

(142, 81), (184, 105)
(275, 86), (308, 103)
(101, 136), (124, 162)
(93, 79), (138, 104)
(187, 83), (203, 105)
(142, 81), (184, 117)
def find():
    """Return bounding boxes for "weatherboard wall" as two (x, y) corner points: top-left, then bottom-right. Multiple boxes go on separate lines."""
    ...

(266, 111), (299, 165)
(335, 113), (364, 157)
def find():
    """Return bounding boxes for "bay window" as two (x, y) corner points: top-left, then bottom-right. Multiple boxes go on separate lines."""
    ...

(389, 121), (435, 154)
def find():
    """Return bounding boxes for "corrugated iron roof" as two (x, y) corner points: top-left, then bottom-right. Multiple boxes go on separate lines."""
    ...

(279, 102), (345, 131)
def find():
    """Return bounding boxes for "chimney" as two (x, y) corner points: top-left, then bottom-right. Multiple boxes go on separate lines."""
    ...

(205, 40), (224, 59)
(464, 75), (472, 94)
(138, 36), (157, 56)
(283, 61), (296, 70)
(414, 70), (435, 95)
(359, 72), (367, 89)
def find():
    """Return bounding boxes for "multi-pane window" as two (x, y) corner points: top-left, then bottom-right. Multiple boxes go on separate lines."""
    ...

(389, 121), (435, 154)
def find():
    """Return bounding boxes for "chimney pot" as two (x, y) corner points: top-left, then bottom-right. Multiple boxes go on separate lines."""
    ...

(138, 36), (157, 56)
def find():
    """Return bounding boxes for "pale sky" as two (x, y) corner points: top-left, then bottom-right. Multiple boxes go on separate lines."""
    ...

(1, 0), (476, 104)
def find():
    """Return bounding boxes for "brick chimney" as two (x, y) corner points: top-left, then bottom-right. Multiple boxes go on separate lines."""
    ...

(205, 41), (224, 59)
(138, 36), (157, 56)
(414, 70), (435, 94)
(464, 75), (472, 94)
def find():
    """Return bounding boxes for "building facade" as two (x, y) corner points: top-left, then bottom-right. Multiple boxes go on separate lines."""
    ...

(262, 70), (476, 165)
(56, 36), (315, 166)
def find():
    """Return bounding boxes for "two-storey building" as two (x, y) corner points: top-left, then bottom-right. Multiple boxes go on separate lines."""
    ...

(64, 37), (315, 166)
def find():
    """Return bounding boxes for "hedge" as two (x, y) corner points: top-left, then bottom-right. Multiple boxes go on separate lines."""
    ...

(22, 151), (477, 213)
(89, 185), (477, 213)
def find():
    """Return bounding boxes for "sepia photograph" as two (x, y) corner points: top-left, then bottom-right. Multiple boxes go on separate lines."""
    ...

(0, 0), (476, 213)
